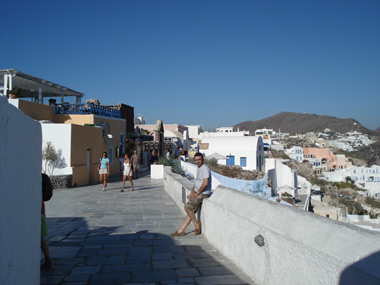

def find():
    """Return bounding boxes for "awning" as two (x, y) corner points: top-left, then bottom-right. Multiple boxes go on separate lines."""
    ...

(0, 69), (84, 100)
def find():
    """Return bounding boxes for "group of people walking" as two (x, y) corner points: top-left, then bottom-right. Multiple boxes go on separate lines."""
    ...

(98, 150), (140, 192)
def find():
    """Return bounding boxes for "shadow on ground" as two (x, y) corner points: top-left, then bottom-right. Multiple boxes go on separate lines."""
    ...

(41, 217), (249, 284)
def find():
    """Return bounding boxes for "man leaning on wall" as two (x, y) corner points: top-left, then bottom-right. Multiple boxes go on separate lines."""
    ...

(171, 152), (211, 236)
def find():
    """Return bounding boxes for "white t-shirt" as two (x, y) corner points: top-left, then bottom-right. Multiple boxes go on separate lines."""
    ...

(194, 164), (211, 195)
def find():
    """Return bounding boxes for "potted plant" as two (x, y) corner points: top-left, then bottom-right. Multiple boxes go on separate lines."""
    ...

(9, 88), (20, 99)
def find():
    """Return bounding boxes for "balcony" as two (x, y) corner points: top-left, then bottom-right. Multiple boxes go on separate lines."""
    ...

(54, 103), (121, 118)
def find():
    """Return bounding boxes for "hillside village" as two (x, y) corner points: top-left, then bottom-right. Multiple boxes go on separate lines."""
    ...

(2, 68), (380, 233)
(2, 69), (380, 284)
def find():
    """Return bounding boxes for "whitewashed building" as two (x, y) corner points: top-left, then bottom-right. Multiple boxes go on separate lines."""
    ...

(199, 129), (249, 139)
(266, 158), (298, 198)
(200, 136), (265, 171)
(184, 125), (203, 140)
(285, 146), (304, 162)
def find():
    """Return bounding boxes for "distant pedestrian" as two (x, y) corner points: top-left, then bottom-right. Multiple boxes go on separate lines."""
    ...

(166, 149), (171, 160)
(131, 150), (140, 179)
(98, 152), (110, 191)
(150, 150), (158, 165)
(121, 153), (134, 192)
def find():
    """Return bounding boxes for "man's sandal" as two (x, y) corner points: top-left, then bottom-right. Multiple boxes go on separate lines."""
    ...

(171, 231), (185, 237)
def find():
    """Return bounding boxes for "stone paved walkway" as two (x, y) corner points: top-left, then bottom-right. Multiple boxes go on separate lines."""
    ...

(41, 171), (252, 284)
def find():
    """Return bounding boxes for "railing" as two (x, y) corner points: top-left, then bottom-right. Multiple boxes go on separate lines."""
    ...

(54, 103), (121, 118)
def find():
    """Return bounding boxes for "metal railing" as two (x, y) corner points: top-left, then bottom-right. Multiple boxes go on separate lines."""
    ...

(54, 103), (121, 118)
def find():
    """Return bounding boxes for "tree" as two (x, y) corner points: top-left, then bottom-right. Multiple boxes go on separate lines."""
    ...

(42, 142), (57, 174)
(42, 142), (67, 176)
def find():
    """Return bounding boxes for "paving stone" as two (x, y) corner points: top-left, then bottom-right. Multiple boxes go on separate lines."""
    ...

(71, 265), (101, 275)
(129, 246), (152, 256)
(175, 268), (200, 277)
(64, 274), (91, 282)
(154, 245), (186, 253)
(79, 248), (99, 257)
(198, 265), (234, 276)
(152, 253), (174, 260)
(103, 263), (151, 272)
(131, 269), (177, 283)
(133, 239), (153, 246)
(98, 247), (129, 256)
(194, 274), (248, 284)
(52, 258), (85, 266)
(40, 275), (65, 284)
(153, 259), (190, 269)
(178, 277), (196, 283)
(90, 272), (131, 283)
(86, 255), (125, 265)
(126, 255), (151, 264)
(189, 257), (222, 267)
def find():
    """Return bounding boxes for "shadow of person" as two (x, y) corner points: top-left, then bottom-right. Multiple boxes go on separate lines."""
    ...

(339, 250), (380, 285)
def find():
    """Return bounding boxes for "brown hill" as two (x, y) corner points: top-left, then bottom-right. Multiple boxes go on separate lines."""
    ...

(234, 112), (375, 136)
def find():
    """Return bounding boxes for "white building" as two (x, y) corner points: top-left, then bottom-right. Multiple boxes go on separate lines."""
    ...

(285, 146), (304, 162)
(200, 136), (265, 171)
(266, 158), (298, 198)
(216, 126), (234, 133)
(198, 129), (249, 140)
(323, 165), (380, 196)
(184, 125), (203, 140)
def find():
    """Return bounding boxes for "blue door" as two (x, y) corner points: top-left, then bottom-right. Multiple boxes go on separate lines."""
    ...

(226, 155), (235, 166)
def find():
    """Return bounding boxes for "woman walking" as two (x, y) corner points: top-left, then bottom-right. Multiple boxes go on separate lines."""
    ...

(98, 152), (110, 191)
(121, 153), (134, 192)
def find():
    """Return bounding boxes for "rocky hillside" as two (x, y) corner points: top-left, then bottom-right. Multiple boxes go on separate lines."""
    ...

(234, 112), (376, 136)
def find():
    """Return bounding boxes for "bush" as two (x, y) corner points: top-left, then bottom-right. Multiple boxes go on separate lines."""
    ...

(365, 197), (380, 209)
(338, 198), (366, 215)
(204, 158), (218, 167)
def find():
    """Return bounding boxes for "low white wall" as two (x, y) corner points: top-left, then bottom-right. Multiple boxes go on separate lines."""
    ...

(163, 167), (194, 210)
(1, 98), (41, 284)
(162, 166), (380, 285)
(151, 164), (164, 179)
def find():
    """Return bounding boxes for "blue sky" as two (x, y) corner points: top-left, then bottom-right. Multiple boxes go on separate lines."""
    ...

(1, 0), (379, 130)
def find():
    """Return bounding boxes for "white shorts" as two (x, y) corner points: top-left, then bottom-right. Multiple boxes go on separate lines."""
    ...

(99, 168), (108, 175)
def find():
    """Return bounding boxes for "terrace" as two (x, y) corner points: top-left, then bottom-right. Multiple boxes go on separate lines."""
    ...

(54, 102), (121, 118)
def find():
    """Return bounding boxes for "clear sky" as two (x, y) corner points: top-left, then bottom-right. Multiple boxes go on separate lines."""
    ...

(1, 0), (379, 130)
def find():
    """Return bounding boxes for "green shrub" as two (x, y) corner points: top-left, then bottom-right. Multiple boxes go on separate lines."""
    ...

(365, 197), (380, 209)
(339, 198), (365, 215)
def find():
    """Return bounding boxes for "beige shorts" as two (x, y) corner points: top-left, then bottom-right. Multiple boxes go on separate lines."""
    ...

(99, 168), (108, 175)
(185, 194), (210, 213)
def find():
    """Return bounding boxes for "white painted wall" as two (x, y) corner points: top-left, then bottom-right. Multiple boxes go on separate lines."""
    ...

(198, 131), (248, 139)
(184, 125), (202, 139)
(268, 159), (297, 197)
(298, 175), (312, 195)
(285, 146), (304, 162)
(41, 123), (72, 176)
(365, 182), (380, 196)
(162, 167), (380, 285)
(1, 97), (41, 284)
(200, 136), (264, 171)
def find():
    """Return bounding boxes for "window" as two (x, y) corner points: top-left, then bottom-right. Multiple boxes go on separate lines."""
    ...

(240, 157), (247, 167)
(109, 147), (113, 164)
